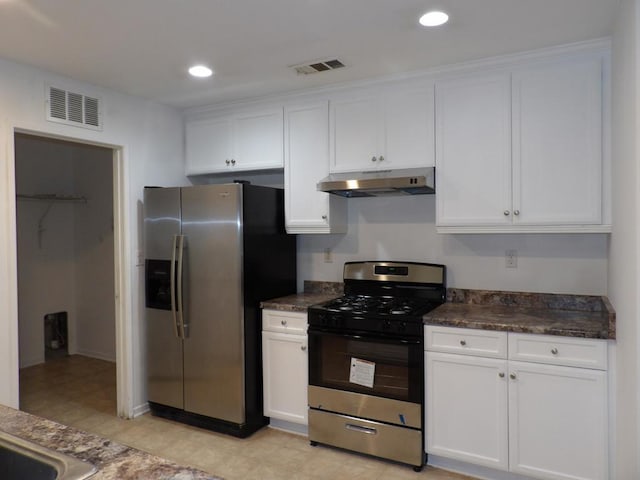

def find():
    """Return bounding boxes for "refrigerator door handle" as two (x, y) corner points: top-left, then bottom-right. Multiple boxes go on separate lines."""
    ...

(176, 234), (187, 339)
(170, 235), (180, 338)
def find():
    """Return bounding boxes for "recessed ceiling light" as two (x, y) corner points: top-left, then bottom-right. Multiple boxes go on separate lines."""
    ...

(188, 65), (213, 78)
(419, 10), (449, 27)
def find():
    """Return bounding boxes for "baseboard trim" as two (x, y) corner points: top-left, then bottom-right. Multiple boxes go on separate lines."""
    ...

(132, 402), (150, 418)
(268, 418), (308, 436)
(75, 349), (116, 363)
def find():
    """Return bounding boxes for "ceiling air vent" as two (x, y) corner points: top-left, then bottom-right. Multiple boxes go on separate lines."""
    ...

(292, 58), (345, 75)
(46, 85), (103, 130)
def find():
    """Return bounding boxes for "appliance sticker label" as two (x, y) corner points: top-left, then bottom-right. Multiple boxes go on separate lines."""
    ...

(349, 357), (375, 388)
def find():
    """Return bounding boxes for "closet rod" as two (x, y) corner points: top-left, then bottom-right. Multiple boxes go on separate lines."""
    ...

(16, 193), (87, 203)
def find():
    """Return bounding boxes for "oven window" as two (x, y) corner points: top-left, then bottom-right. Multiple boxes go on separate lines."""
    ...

(308, 331), (423, 403)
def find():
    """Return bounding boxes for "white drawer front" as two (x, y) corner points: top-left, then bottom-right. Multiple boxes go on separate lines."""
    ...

(262, 309), (308, 334)
(425, 326), (508, 359)
(508, 333), (607, 370)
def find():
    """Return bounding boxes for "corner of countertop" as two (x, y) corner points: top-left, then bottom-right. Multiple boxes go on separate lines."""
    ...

(260, 281), (343, 312)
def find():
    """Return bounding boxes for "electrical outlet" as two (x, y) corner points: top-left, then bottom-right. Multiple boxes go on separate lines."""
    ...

(505, 249), (517, 268)
(324, 248), (333, 263)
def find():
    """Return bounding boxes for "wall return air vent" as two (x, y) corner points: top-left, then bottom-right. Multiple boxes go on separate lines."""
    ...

(292, 58), (345, 75)
(46, 86), (103, 130)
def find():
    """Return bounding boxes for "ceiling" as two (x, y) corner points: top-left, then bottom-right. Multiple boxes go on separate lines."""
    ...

(0, 0), (620, 109)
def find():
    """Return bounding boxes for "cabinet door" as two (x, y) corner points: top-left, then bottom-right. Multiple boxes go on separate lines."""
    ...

(385, 86), (435, 169)
(262, 331), (308, 425)
(425, 352), (508, 471)
(284, 101), (346, 234)
(330, 96), (383, 173)
(232, 107), (284, 171)
(512, 59), (602, 225)
(435, 73), (512, 226)
(185, 116), (232, 175)
(508, 361), (608, 480)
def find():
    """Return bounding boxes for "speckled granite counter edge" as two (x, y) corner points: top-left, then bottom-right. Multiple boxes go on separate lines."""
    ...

(260, 281), (343, 312)
(0, 406), (220, 480)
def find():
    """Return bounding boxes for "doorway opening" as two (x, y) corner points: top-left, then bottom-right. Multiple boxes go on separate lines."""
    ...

(14, 132), (123, 424)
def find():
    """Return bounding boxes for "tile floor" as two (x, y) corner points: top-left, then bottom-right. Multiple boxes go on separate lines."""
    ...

(19, 355), (475, 480)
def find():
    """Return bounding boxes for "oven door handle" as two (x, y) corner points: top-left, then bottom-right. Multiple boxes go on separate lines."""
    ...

(345, 423), (377, 435)
(307, 328), (422, 345)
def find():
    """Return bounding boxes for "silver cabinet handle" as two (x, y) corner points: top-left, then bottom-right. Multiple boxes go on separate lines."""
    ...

(371, 156), (377, 162)
(231, 159), (236, 165)
(460, 340), (466, 346)
(301, 345), (307, 351)
(281, 319), (287, 326)
(504, 210), (510, 216)
(345, 424), (377, 435)
(321, 215), (327, 220)
(514, 210), (520, 216)
(498, 372), (505, 378)
(378, 155), (384, 162)
(551, 347), (558, 355)
(510, 373), (516, 380)
(225, 159), (230, 165)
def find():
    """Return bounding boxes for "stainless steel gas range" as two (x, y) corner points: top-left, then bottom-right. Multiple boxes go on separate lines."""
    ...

(307, 261), (446, 471)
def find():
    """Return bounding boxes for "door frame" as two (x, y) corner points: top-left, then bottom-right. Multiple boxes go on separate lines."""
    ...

(7, 125), (133, 418)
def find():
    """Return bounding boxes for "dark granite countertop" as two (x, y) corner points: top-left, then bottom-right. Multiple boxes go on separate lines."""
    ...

(0, 405), (220, 480)
(424, 289), (615, 340)
(260, 280), (343, 312)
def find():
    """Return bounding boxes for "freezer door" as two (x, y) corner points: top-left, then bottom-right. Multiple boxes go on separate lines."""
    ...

(181, 184), (245, 423)
(143, 187), (184, 409)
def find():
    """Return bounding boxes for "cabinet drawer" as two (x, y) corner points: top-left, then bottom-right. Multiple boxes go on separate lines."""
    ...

(508, 333), (607, 370)
(262, 310), (307, 334)
(425, 326), (508, 358)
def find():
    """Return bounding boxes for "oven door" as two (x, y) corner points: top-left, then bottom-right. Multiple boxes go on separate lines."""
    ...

(308, 328), (423, 428)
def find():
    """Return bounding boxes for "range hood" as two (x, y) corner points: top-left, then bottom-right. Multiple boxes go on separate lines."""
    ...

(317, 167), (435, 197)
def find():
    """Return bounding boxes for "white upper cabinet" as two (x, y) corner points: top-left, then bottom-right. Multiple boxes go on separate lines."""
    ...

(185, 106), (284, 175)
(512, 58), (602, 226)
(435, 73), (512, 227)
(436, 54), (607, 233)
(329, 85), (435, 173)
(284, 101), (346, 234)
(185, 116), (232, 175)
(330, 95), (382, 172)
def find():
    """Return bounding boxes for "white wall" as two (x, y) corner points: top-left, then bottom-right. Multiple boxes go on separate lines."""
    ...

(0, 56), (185, 413)
(298, 195), (609, 295)
(73, 143), (116, 362)
(609, 0), (640, 478)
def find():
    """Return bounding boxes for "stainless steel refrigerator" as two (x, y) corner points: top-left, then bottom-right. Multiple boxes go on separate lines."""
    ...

(143, 183), (296, 437)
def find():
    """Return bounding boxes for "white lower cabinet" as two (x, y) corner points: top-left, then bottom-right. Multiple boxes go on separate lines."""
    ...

(508, 361), (608, 480)
(262, 310), (308, 425)
(425, 352), (509, 470)
(425, 326), (608, 480)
